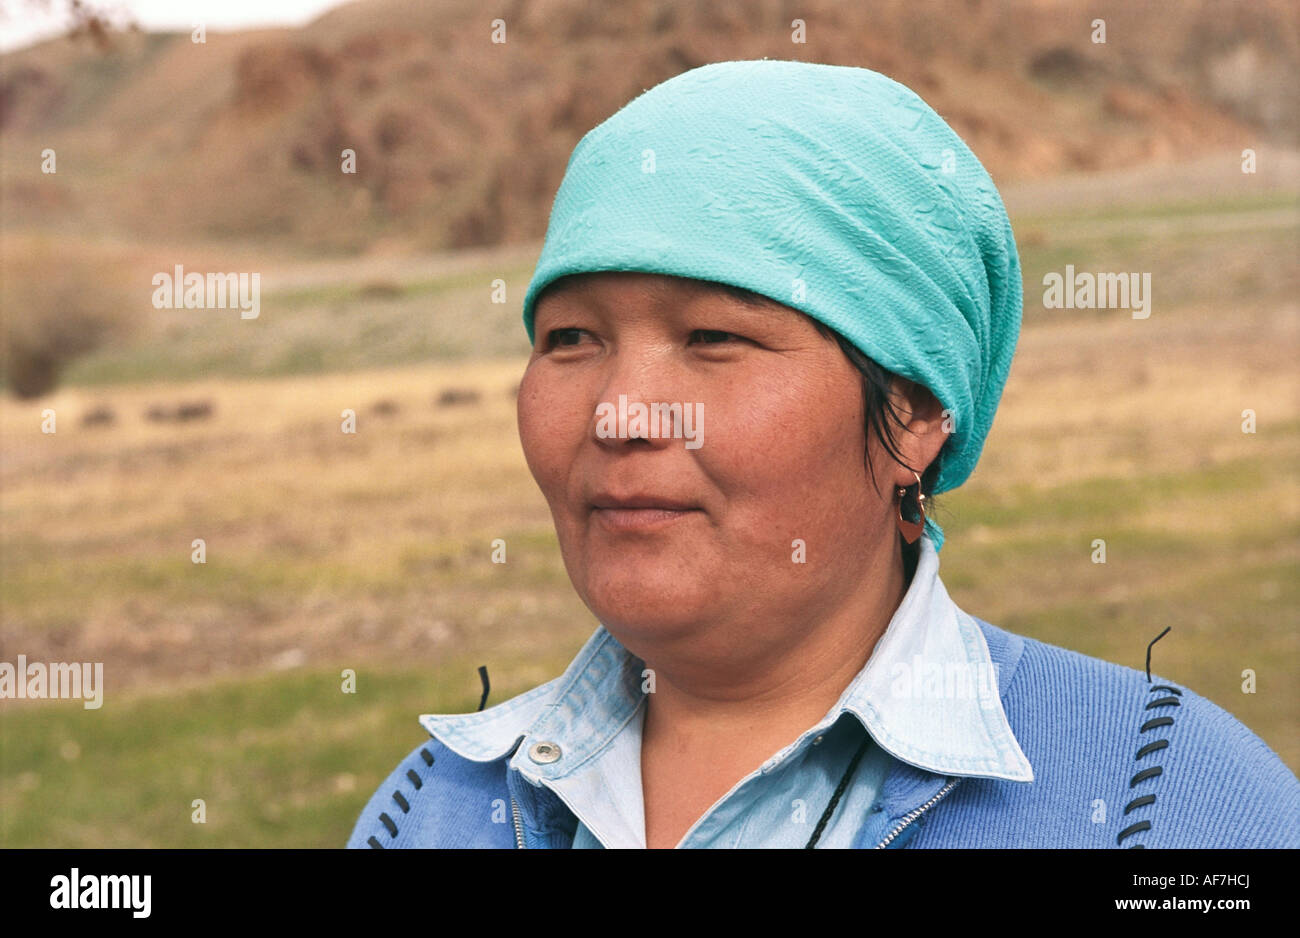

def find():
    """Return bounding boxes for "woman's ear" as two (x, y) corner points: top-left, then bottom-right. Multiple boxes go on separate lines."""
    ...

(890, 377), (951, 483)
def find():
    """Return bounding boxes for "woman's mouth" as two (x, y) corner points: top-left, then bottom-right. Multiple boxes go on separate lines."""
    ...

(589, 494), (702, 532)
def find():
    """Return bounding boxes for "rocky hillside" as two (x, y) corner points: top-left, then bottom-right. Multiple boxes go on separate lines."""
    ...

(1, 0), (1296, 254)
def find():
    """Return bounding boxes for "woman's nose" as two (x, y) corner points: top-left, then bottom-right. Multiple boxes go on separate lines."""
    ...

(588, 347), (690, 450)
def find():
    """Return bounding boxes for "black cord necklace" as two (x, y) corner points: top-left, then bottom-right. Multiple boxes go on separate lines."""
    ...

(805, 733), (872, 848)
(802, 540), (919, 848)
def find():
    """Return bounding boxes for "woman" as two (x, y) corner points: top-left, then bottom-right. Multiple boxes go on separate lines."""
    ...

(349, 60), (1299, 848)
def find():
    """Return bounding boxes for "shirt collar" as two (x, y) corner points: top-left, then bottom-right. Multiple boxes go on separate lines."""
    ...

(420, 534), (1033, 783)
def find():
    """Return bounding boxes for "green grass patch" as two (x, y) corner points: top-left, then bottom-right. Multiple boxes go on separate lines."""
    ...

(0, 659), (574, 848)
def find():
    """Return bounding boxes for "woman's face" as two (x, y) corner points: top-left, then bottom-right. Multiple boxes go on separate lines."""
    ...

(518, 272), (910, 661)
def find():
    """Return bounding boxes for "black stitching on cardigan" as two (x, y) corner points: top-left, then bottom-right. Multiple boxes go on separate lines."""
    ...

(1118, 680), (1182, 847)
(367, 836), (384, 849)
(1135, 740), (1169, 760)
(1124, 794), (1156, 815)
(1129, 766), (1162, 788)
(366, 740), (440, 846)
(1116, 820), (1151, 845)
(1140, 716), (1174, 733)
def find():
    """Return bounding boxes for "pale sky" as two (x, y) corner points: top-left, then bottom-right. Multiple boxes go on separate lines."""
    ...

(0, 0), (360, 52)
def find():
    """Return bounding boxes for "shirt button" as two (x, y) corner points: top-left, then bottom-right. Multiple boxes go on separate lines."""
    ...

(528, 741), (562, 764)
(812, 735), (825, 746)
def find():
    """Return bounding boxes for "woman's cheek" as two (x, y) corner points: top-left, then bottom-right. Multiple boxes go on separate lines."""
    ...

(715, 370), (845, 474)
(517, 368), (574, 494)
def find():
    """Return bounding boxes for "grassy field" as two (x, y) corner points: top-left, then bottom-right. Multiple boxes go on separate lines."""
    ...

(1, 174), (1297, 846)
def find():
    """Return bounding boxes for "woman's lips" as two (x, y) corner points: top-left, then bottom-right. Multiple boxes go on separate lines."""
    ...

(588, 494), (702, 532)
(591, 506), (701, 532)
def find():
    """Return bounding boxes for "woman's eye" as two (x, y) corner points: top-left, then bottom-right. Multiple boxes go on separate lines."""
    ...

(691, 329), (740, 345)
(546, 328), (589, 348)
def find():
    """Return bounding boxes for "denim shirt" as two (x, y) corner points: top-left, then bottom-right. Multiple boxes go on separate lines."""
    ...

(418, 535), (1034, 848)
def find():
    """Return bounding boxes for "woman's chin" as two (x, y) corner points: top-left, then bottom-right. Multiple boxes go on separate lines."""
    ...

(580, 576), (718, 644)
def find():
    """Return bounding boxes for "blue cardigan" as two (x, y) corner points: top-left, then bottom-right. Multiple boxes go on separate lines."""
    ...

(348, 616), (1300, 848)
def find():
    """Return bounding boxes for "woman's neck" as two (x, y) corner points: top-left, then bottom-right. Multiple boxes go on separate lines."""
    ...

(635, 534), (910, 756)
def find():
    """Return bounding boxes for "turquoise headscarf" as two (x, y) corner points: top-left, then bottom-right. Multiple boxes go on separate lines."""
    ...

(522, 60), (1022, 550)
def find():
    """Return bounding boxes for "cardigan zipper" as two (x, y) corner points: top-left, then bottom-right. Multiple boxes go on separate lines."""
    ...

(513, 782), (958, 848)
(511, 796), (526, 849)
(873, 777), (960, 848)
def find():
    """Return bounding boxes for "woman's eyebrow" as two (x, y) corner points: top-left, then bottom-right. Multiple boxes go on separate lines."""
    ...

(533, 289), (606, 330)
(535, 280), (785, 325)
